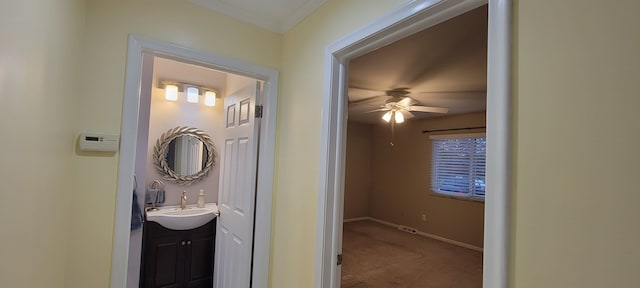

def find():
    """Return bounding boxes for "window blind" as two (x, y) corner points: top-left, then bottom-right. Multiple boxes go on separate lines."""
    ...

(431, 136), (486, 199)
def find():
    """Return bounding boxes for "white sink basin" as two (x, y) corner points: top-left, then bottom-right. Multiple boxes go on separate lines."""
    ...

(146, 203), (218, 230)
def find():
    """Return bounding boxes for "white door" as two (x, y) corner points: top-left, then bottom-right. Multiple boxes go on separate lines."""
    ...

(215, 77), (261, 288)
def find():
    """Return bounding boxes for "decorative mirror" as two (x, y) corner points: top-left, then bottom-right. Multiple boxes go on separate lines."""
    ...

(153, 126), (217, 185)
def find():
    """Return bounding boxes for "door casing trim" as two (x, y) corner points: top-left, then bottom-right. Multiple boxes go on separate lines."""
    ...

(111, 34), (278, 288)
(316, 0), (512, 287)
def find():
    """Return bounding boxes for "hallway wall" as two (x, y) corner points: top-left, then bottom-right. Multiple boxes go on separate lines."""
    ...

(3, 0), (639, 287)
(512, 1), (640, 286)
(0, 0), (85, 287)
(67, 0), (282, 286)
(281, 0), (640, 287)
(276, 0), (408, 286)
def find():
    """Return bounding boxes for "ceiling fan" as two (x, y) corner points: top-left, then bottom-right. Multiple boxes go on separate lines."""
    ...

(349, 87), (449, 124)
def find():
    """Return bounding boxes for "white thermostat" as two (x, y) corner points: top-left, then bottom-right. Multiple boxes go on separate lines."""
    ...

(79, 132), (120, 152)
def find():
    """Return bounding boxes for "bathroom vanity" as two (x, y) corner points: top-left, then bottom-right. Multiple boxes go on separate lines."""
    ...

(141, 219), (215, 288)
(141, 126), (220, 287)
(141, 203), (218, 288)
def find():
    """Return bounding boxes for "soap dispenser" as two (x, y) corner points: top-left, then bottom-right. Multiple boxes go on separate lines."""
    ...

(197, 189), (205, 208)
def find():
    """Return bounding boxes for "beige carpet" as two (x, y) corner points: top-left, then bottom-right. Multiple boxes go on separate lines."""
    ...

(341, 220), (482, 288)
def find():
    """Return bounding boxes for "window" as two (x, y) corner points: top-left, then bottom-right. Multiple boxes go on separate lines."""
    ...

(430, 134), (486, 200)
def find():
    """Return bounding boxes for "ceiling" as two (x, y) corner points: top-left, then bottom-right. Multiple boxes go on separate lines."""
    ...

(348, 5), (488, 124)
(190, 0), (327, 33)
(182, 2), (487, 124)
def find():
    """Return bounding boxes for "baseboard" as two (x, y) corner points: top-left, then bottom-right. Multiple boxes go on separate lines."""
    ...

(343, 217), (370, 223)
(347, 217), (484, 252)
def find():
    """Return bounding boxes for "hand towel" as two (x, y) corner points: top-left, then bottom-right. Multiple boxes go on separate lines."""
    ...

(131, 191), (144, 230)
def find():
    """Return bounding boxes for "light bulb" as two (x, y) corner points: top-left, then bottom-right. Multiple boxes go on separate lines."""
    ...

(186, 86), (199, 103)
(395, 111), (404, 123)
(165, 84), (178, 101)
(204, 91), (216, 106)
(382, 111), (392, 122)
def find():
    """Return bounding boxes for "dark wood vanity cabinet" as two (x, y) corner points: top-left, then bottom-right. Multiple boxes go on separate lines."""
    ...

(141, 220), (216, 288)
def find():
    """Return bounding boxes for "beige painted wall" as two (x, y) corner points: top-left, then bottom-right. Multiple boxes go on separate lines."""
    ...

(280, 0), (640, 287)
(344, 121), (373, 220)
(65, 0), (281, 287)
(3, 0), (640, 287)
(513, 1), (640, 287)
(276, 1), (408, 286)
(0, 0), (84, 287)
(368, 112), (486, 248)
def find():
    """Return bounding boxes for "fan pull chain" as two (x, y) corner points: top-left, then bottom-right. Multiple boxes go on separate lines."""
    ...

(390, 121), (395, 147)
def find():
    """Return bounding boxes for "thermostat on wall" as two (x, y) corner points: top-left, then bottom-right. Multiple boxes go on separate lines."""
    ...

(79, 132), (120, 152)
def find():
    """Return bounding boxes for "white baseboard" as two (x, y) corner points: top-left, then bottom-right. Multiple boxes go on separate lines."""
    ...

(343, 217), (370, 223)
(345, 217), (484, 252)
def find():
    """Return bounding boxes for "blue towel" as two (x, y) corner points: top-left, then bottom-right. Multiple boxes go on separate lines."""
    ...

(145, 189), (156, 204)
(145, 188), (165, 205)
(131, 191), (144, 230)
(156, 189), (165, 204)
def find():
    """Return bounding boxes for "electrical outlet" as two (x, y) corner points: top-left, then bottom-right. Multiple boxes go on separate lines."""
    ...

(421, 214), (427, 221)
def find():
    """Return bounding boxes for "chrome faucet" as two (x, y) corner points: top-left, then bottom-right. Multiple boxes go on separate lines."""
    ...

(181, 190), (187, 209)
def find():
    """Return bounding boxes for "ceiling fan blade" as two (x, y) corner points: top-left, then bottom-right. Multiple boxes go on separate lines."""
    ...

(363, 108), (389, 113)
(348, 99), (389, 115)
(400, 110), (415, 119)
(349, 95), (391, 105)
(410, 90), (486, 100)
(396, 96), (418, 107)
(408, 105), (449, 114)
(348, 87), (384, 95)
(348, 87), (386, 102)
(349, 98), (388, 116)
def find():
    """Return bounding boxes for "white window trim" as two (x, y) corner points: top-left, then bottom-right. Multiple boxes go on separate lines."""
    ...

(428, 190), (486, 202)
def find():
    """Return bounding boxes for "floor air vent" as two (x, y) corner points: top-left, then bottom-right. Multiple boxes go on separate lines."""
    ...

(397, 225), (418, 234)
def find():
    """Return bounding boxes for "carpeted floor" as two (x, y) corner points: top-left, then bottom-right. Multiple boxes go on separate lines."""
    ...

(341, 220), (482, 288)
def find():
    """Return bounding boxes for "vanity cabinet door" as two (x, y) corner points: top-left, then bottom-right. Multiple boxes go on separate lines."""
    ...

(142, 220), (216, 288)
(142, 222), (185, 288)
(184, 229), (215, 287)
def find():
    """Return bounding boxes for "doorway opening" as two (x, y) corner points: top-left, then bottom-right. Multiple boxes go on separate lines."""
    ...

(317, 0), (511, 287)
(111, 35), (278, 288)
(342, 4), (488, 287)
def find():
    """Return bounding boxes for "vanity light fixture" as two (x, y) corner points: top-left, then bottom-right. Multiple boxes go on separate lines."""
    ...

(186, 86), (199, 103)
(164, 84), (179, 101)
(161, 80), (218, 107)
(204, 90), (216, 107)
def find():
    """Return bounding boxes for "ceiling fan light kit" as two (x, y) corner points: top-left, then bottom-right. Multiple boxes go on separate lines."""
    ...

(382, 111), (393, 122)
(350, 87), (449, 125)
(394, 110), (404, 123)
(381, 110), (405, 124)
